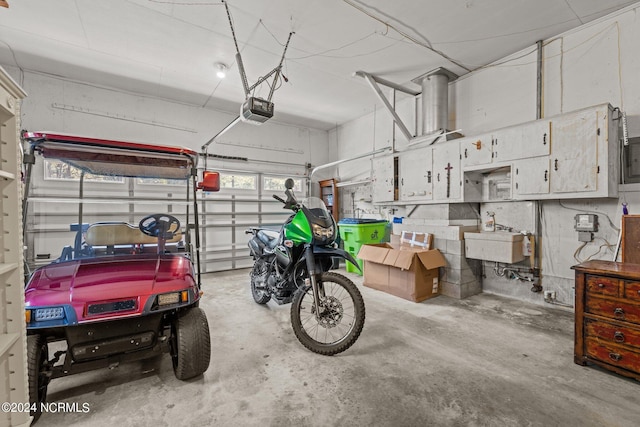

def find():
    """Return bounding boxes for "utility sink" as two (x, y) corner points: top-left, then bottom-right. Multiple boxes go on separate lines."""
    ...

(464, 231), (525, 264)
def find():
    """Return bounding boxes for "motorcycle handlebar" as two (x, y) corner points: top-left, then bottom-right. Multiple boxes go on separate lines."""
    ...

(273, 194), (286, 204)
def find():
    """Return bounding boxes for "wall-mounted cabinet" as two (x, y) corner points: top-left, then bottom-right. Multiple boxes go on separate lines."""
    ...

(432, 142), (462, 201)
(374, 103), (618, 205)
(372, 155), (396, 203)
(0, 66), (29, 427)
(461, 133), (493, 167)
(513, 157), (550, 196)
(513, 103), (617, 200)
(398, 147), (432, 202)
(549, 108), (598, 194)
(494, 120), (551, 161)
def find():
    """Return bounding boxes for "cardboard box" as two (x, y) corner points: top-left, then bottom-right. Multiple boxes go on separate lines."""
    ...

(357, 243), (446, 302)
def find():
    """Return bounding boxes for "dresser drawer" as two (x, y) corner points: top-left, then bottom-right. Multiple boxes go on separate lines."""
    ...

(585, 296), (640, 323)
(586, 275), (620, 297)
(585, 319), (640, 349)
(625, 281), (640, 302)
(586, 338), (640, 373)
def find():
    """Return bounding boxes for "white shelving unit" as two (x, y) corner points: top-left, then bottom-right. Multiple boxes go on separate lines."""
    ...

(0, 66), (29, 427)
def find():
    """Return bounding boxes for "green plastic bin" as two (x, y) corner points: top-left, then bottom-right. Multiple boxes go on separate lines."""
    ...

(338, 219), (390, 275)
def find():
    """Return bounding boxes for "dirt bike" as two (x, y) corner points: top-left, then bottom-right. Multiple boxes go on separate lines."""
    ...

(246, 179), (365, 355)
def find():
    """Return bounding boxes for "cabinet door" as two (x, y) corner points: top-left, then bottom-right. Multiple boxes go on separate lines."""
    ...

(372, 155), (396, 202)
(399, 147), (433, 201)
(550, 111), (598, 193)
(432, 142), (461, 201)
(461, 134), (493, 167)
(494, 120), (551, 161)
(513, 157), (550, 196)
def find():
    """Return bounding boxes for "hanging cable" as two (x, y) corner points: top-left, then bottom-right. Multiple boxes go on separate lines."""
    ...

(342, 0), (471, 72)
(222, 0), (294, 101)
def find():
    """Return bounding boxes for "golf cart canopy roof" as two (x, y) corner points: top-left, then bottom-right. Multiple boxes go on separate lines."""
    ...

(23, 131), (198, 180)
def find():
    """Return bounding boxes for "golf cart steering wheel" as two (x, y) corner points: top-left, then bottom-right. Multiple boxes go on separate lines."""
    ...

(139, 214), (181, 239)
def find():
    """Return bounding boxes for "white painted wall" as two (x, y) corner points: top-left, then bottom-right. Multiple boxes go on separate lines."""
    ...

(5, 66), (329, 272)
(329, 4), (640, 307)
(5, 67), (328, 176)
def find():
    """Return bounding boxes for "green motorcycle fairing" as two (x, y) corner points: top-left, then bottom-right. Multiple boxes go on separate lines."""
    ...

(284, 210), (312, 244)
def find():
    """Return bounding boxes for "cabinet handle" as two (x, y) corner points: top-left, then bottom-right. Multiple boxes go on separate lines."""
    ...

(464, 148), (468, 158)
(554, 159), (558, 171)
(544, 170), (548, 182)
(427, 171), (432, 183)
(437, 173), (440, 182)
(614, 308), (625, 319)
(614, 331), (625, 343)
(401, 178), (404, 186)
(598, 283), (605, 288)
(608, 352), (622, 362)
(543, 133), (547, 145)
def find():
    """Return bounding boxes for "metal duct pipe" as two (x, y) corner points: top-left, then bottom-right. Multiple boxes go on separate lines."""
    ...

(412, 67), (458, 135)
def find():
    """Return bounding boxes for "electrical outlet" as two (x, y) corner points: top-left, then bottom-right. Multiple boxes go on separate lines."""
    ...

(544, 290), (556, 301)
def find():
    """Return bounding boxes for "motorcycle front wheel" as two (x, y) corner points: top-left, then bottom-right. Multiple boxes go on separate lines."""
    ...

(291, 272), (365, 355)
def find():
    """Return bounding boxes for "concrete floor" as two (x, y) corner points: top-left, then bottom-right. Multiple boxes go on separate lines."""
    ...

(38, 268), (640, 427)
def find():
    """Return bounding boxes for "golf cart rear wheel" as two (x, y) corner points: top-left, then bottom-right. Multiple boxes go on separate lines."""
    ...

(172, 307), (211, 380)
(27, 334), (49, 423)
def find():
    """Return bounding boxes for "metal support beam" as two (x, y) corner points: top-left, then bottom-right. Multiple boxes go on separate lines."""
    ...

(353, 71), (420, 96)
(356, 72), (414, 141)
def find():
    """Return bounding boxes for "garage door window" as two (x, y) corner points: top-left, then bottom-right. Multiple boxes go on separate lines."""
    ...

(220, 173), (257, 190)
(263, 176), (303, 192)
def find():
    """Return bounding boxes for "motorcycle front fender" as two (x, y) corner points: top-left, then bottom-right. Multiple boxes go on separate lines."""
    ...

(312, 245), (361, 272)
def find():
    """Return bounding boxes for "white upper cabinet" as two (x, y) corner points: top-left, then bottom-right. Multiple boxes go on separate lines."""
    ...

(461, 133), (493, 168)
(373, 103), (618, 205)
(399, 147), (433, 202)
(549, 109), (599, 194)
(371, 155), (396, 203)
(493, 120), (551, 162)
(432, 141), (462, 201)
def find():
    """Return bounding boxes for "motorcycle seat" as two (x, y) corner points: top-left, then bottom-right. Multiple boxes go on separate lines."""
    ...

(257, 229), (279, 249)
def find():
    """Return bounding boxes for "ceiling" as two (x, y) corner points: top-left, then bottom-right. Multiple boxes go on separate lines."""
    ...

(0, 0), (637, 130)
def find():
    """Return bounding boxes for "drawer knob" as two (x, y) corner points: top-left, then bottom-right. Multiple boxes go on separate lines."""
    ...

(598, 283), (605, 288)
(614, 331), (625, 343)
(609, 352), (622, 362)
(614, 308), (625, 319)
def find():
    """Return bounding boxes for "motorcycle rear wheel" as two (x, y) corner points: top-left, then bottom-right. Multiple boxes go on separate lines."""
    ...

(250, 259), (271, 304)
(291, 272), (365, 355)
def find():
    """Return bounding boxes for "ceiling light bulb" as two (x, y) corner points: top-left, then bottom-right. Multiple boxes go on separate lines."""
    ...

(216, 63), (227, 79)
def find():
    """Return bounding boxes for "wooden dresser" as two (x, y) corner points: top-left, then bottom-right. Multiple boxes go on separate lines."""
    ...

(573, 260), (640, 380)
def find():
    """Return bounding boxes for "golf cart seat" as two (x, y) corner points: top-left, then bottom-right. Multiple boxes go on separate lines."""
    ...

(86, 222), (183, 247)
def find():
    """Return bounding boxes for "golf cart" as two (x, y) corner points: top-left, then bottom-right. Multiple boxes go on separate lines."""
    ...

(21, 131), (219, 422)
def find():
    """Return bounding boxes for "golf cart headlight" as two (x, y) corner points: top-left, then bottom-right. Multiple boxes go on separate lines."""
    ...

(157, 292), (181, 306)
(34, 307), (65, 322)
(312, 224), (334, 239)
